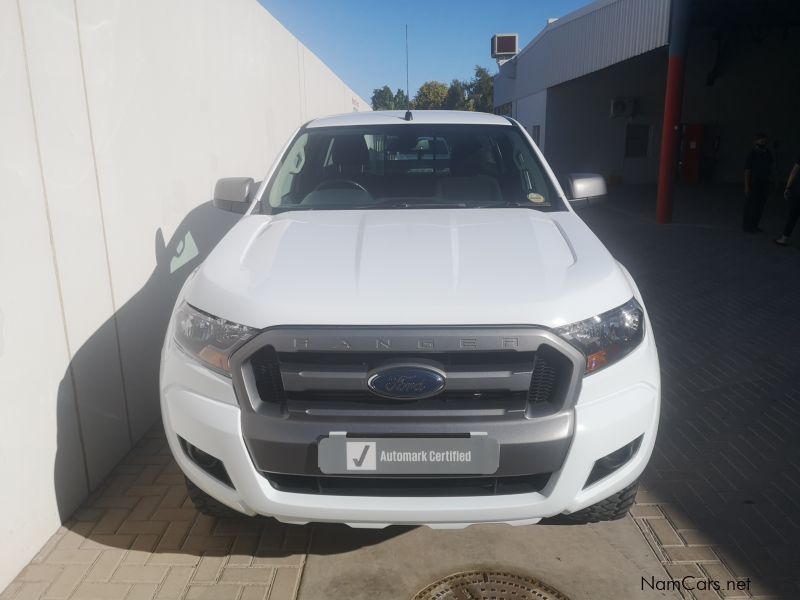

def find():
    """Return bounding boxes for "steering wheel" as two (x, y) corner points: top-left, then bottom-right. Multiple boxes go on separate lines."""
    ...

(313, 179), (369, 194)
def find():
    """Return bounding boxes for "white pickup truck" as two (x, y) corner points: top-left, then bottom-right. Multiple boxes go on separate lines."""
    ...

(160, 110), (660, 528)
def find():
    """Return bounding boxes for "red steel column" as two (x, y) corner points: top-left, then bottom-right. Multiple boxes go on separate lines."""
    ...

(656, 0), (690, 224)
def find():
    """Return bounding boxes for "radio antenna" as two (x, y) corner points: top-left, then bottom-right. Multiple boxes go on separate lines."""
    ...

(405, 24), (410, 104)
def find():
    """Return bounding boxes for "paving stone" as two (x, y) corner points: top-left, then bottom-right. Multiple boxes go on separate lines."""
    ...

(71, 582), (129, 599)
(81, 534), (135, 550)
(241, 585), (270, 600)
(84, 549), (126, 581)
(191, 553), (227, 584)
(679, 529), (717, 547)
(154, 567), (193, 600)
(43, 549), (100, 566)
(16, 565), (62, 584)
(41, 565), (90, 599)
(146, 553), (199, 567)
(252, 553), (304, 568)
(125, 583), (159, 600)
(227, 535), (259, 567)
(631, 505), (663, 518)
(267, 568), (300, 600)
(185, 584), (241, 600)
(117, 520), (169, 536)
(647, 518), (686, 547)
(13, 583), (50, 600)
(112, 565), (169, 583)
(154, 521), (191, 552)
(0, 582), (23, 599)
(121, 535), (160, 566)
(219, 567), (274, 584)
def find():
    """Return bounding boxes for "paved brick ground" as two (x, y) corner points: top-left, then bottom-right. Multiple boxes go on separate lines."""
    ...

(0, 428), (308, 600)
(3, 184), (799, 599)
(583, 185), (800, 600)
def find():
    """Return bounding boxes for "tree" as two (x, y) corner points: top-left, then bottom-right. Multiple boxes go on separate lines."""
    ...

(413, 81), (448, 110)
(444, 79), (468, 110)
(393, 88), (410, 110)
(370, 85), (396, 110)
(370, 65), (495, 112)
(466, 66), (494, 113)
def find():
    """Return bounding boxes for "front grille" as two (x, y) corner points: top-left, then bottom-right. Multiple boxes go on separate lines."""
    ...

(527, 345), (574, 410)
(262, 472), (551, 496)
(247, 341), (574, 415)
(286, 390), (529, 403)
(250, 346), (286, 405)
(240, 327), (579, 418)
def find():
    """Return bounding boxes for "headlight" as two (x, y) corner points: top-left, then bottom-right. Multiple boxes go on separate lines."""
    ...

(173, 302), (257, 376)
(555, 298), (644, 375)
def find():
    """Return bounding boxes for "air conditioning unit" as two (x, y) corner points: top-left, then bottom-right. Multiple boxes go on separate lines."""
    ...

(491, 34), (519, 66)
(610, 98), (637, 119)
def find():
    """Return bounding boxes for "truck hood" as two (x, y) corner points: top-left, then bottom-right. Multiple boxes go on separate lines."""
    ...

(187, 209), (633, 328)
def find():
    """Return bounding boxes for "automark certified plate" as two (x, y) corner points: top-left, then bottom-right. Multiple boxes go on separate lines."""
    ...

(318, 433), (499, 475)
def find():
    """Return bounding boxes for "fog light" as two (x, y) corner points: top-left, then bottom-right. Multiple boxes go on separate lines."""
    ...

(179, 437), (233, 487)
(585, 436), (642, 487)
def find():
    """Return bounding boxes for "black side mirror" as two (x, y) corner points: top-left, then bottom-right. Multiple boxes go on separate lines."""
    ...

(213, 177), (258, 213)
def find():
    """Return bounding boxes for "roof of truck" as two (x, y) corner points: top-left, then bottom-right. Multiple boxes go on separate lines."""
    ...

(307, 110), (511, 128)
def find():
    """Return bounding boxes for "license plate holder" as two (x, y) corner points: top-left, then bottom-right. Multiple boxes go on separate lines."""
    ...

(317, 433), (499, 475)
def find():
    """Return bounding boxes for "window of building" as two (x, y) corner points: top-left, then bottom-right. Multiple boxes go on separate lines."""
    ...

(625, 123), (650, 158)
(494, 102), (512, 116)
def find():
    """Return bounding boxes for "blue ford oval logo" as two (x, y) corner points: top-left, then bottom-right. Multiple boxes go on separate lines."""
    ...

(367, 365), (446, 400)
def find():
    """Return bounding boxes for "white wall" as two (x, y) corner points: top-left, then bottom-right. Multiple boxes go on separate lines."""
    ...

(0, 0), (367, 590)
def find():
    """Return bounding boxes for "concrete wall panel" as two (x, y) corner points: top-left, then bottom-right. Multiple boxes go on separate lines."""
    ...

(19, 0), (131, 490)
(0, 0), (87, 587)
(0, 0), (367, 591)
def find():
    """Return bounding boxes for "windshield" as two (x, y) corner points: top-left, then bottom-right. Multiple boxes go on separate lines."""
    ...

(262, 124), (564, 213)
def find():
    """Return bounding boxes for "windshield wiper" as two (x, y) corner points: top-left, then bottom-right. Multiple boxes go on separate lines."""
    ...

(477, 200), (550, 209)
(381, 201), (467, 209)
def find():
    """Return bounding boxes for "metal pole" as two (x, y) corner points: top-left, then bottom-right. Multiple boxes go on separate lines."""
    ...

(656, 0), (690, 224)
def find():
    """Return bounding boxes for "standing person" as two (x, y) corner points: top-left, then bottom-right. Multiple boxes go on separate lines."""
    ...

(742, 132), (774, 233)
(775, 156), (800, 246)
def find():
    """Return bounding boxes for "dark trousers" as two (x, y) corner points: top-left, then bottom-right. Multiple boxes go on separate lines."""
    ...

(742, 183), (769, 232)
(783, 190), (800, 237)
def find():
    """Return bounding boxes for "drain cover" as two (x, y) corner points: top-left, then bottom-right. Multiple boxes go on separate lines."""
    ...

(412, 570), (569, 600)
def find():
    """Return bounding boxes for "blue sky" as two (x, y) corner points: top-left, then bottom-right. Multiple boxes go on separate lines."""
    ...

(258, 0), (590, 103)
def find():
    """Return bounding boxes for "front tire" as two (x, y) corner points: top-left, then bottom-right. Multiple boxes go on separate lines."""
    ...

(185, 477), (244, 519)
(544, 480), (639, 524)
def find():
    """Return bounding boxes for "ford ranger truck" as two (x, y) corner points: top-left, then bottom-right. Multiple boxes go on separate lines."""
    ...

(160, 110), (660, 528)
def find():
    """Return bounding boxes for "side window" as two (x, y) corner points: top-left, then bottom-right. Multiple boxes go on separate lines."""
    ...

(269, 133), (308, 206)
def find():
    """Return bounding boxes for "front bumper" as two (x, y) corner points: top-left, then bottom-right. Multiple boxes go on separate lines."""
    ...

(159, 323), (660, 528)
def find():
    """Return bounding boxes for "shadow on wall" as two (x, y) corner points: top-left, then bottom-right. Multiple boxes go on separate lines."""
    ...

(54, 201), (240, 521)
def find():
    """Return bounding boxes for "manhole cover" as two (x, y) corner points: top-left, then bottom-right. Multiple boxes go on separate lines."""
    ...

(412, 570), (570, 600)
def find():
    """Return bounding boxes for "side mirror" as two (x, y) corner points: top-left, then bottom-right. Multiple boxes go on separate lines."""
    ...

(213, 177), (258, 213)
(567, 173), (607, 209)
